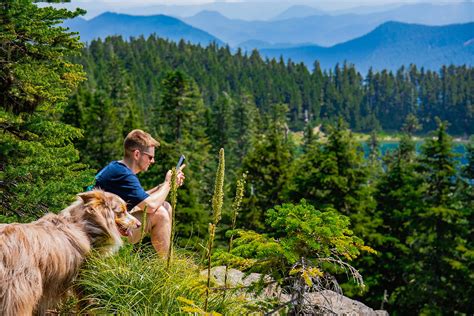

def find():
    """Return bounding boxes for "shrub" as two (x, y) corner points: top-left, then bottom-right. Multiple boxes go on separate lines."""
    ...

(214, 200), (375, 314)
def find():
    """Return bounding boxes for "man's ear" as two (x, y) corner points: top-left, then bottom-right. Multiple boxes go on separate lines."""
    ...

(133, 149), (140, 160)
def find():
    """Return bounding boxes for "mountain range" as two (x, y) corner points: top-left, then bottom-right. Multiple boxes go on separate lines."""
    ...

(260, 22), (474, 74)
(271, 5), (325, 20)
(62, 7), (473, 73)
(273, 2), (473, 22)
(64, 12), (221, 46)
(183, 2), (474, 47)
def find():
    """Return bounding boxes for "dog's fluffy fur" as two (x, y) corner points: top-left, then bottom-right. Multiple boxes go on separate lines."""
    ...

(0, 190), (141, 315)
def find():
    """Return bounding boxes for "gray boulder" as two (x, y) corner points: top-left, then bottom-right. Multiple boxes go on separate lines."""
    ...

(280, 290), (389, 315)
(201, 266), (388, 315)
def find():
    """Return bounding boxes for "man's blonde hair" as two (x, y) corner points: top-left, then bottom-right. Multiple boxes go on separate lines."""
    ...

(124, 129), (160, 157)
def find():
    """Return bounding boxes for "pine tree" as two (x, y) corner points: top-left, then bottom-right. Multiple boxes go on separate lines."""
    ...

(240, 104), (294, 231)
(0, 1), (92, 220)
(458, 137), (474, 314)
(367, 131), (382, 182)
(462, 137), (474, 181)
(149, 70), (212, 244)
(76, 90), (123, 169)
(232, 91), (259, 163)
(289, 119), (376, 225)
(360, 68), (381, 132)
(208, 92), (236, 170)
(400, 119), (472, 314)
(371, 131), (423, 311)
(69, 36), (471, 136)
(401, 113), (422, 135)
(214, 200), (375, 314)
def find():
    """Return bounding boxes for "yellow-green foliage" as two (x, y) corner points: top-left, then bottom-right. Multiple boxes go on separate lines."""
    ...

(214, 200), (374, 283)
(76, 244), (249, 315)
(178, 297), (222, 315)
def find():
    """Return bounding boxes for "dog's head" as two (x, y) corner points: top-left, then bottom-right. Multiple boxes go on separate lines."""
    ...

(72, 190), (141, 254)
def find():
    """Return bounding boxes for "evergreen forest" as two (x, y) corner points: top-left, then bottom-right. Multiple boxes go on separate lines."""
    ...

(69, 35), (474, 135)
(1, 2), (473, 315)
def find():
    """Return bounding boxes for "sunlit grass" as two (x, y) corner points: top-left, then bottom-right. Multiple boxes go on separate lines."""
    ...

(75, 243), (250, 315)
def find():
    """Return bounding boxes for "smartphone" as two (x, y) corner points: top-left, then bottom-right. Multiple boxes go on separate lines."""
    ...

(176, 155), (185, 169)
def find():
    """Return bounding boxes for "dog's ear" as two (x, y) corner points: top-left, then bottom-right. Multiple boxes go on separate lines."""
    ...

(103, 192), (127, 214)
(78, 190), (105, 205)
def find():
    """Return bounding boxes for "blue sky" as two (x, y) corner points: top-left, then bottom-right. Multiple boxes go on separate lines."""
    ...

(50, 0), (469, 20)
(69, 0), (465, 5)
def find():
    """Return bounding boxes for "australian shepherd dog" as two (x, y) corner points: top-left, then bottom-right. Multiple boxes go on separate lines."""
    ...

(0, 190), (141, 315)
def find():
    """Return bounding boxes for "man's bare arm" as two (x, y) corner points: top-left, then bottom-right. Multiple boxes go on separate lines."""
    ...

(138, 181), (171, 212)
(146, 183), (164, 195)
(139, 166), (185, 212)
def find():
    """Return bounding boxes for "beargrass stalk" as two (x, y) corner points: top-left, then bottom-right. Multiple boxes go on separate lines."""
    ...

(205, 223), (216, 311)
(166, 167), (178, 269)
(223, 173), (247, 298)
(138, 207), (148, 249)
(204, 148), (225, 312)
(212, 149), (225, 224)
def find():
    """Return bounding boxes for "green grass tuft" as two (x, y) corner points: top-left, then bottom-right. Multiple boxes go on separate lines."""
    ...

(75, 243), (249, 315)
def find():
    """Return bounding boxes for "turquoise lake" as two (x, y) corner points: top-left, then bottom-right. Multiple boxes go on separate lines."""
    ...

(361, 141), (468, 165)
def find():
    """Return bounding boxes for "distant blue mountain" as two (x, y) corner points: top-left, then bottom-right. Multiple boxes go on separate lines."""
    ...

(260, 22), (474, 74)
(239, 40), (312, 51)
(271, 5), (325, 21)
(184, 2), (474, 47)
(64, 12), (222, 45)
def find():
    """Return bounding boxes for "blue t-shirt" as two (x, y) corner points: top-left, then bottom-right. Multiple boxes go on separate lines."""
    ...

(95, 161), (149, 211)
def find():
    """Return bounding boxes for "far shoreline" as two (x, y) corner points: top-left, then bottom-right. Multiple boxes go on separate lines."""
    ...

(352, 133), (471, 144)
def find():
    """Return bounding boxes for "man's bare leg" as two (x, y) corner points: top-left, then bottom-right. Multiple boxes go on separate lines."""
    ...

(127, 210), (145, 244)
(149, 202), (172, 257)
(127, 203), (172, 257)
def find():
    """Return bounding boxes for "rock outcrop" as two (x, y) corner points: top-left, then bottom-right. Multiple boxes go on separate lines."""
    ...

(201, 266), (388, 315)
(280, 290), (389, 315)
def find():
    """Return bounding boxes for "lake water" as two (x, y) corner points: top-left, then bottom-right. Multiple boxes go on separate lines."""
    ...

(361, 141), (469, 165)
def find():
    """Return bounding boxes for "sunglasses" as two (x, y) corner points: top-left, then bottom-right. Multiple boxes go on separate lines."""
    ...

(140, 151), (155, 161)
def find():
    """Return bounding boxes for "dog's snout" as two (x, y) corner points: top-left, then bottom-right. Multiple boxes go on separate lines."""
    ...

(127, 213), (141, 229)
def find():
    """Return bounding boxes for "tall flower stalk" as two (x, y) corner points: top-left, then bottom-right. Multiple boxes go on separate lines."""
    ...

(166, 167), (178, 269)
(204, 148), (225, 312)
(223, 173), (247, 298)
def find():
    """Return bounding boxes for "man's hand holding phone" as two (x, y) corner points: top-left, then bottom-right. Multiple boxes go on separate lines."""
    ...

(176, 155), (186, 187)
(165, 155), (186, 187)
(176, 155), (185, 170)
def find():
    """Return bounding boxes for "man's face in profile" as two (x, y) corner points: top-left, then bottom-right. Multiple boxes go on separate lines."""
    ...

(137, 146), (155, 172)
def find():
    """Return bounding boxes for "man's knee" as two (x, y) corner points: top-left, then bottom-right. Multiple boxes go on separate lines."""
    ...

(162, 201), (172, 215)
(150, 205), (171, 225)
(154, 202), (172, 220)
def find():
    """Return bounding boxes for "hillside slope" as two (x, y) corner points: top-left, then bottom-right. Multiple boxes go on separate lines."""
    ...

(183, 2), (474, 47)
(260, 22), (474, 73)
(64, 12), (222, 45)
